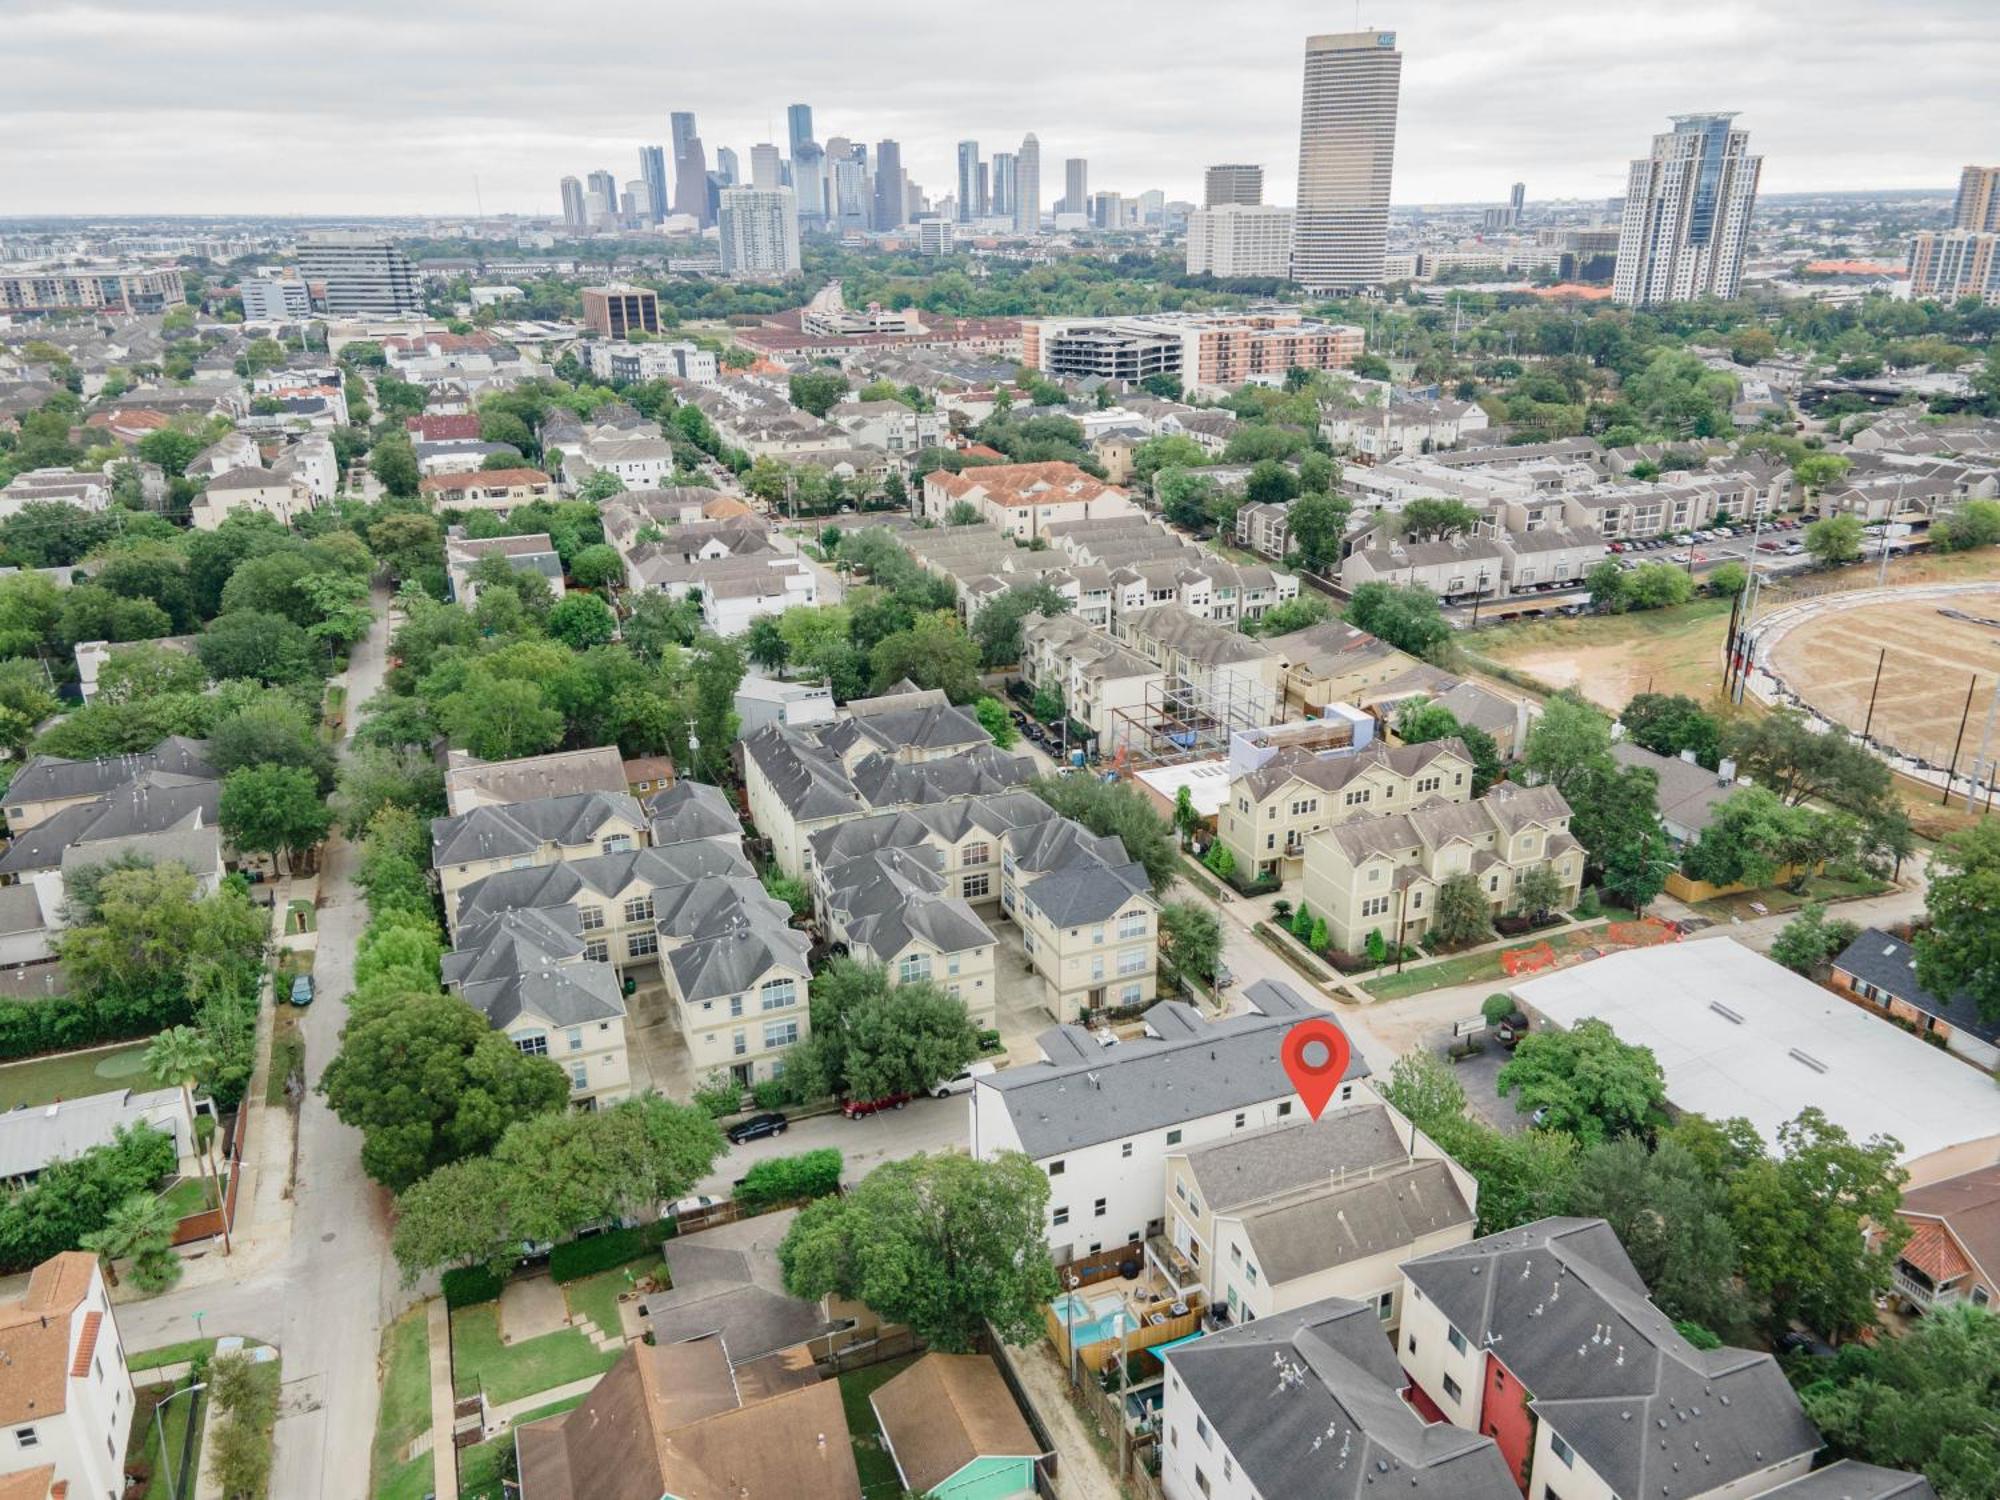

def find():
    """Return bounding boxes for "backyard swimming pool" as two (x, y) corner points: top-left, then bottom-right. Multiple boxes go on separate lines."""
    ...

(1051, 1291), (1133, 1346)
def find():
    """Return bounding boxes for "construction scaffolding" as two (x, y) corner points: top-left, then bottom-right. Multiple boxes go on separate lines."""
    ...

(1109, 672), (1279, 768)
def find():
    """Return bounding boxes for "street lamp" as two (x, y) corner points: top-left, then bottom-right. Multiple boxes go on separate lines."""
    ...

(152, 1379), (207, 1500)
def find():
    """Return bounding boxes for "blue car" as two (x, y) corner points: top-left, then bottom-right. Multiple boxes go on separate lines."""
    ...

(289, 974), (315, 1007)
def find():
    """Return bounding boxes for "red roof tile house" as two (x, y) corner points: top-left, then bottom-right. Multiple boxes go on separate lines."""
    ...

(0, 1253), (134, 1500)
(1885, 1165), (2000, 1317)
(920, 461), (1137, 541)
(419, 468), (555, 515)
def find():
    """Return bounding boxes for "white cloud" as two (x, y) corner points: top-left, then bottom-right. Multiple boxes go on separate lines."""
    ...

(3, 0), (1992, 215)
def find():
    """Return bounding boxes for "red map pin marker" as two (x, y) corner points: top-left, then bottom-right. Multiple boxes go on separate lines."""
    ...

(1281, 1018), (1352, 1121)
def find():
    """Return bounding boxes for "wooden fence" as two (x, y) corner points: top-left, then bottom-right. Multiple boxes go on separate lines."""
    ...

(170, 1108), (245, 1248)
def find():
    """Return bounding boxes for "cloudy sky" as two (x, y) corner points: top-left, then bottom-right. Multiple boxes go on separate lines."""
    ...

(6, 0), (1993, 218)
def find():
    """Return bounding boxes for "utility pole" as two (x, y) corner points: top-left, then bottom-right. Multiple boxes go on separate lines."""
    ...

(1860, 648), (1887, 740)
(1942, 675), (1978, 807)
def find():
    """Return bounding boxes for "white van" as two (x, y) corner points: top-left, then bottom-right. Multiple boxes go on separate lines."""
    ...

(930, 1060), (999, 1097)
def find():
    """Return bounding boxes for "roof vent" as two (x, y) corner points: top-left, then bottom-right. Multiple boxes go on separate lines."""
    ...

(1788, 1048), (1829, 1074)
(1708, 1001), (1744, 1024)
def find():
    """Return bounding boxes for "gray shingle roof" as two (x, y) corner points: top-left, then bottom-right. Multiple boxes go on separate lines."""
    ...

(819, 844), (992, 964)
(644, 780), (743, 846)
(1166, 1298), (1519, 1499)
(7, 736), (214, 807)
(1832, 928), (1998, 1046)
(1180, 1104), (1406, 1211)
(441, 906), (627, 1029)
(0, 776), (217, 876)
(1760, 1463), (1937, 1500)
(666, 922), (811, 1004)
(431, 791), (644, 867)
(1401, 1218), (1820, 1500)
(983, 984), (1366, 1158)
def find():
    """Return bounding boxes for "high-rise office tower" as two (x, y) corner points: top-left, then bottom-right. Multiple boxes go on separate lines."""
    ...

(559, 175), (587, 228)
(751, 144), (784, 192)
(1955, 166), (2000, 232)
(956, 141), (983, 222)
(1611, 113), (1761, 306)
(718, 187), (802, 277)
(833, 158), (872, 236)
(787, 104), (815, 161)
(1293, 29), (1402, 291)
(1509, 181), (1526, 222)
(1061, 158), (1089, 215)
(296, 232), (420, 315)
(623, 180), (650, 221)
(1204, 164), (1264, 207)
(792, 144), (826, 226)
(1015, 133), (1041, 233)
(874, 140), (906, 231)
(977, 163), (991, 219)
(992, 153), (1016, 218)
(714, 146), (740, 188)
(639, 147), (669, 225)
(1138, 189), (1166, 226)
(585, 169), (618, 224)
(670, 111), (711, 224)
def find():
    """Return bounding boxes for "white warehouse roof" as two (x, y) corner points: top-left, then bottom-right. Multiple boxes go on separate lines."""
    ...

(1513, 938), (2000, 1185)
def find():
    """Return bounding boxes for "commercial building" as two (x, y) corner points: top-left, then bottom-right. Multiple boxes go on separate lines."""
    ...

(956, 140), (983, 221)
(1511, 939), (2000, 1188)
(1612, 114), (1761, 306)
(991, 152), (1017, 220)
(1023, 309), (1362, 396)
(238, 276), (311, 322)
(638, 144), (669, 226)
(873, 139), (905, 230)
(1015, 132), (1042, 233)
(1061, 157), (1089, 215)
(580, 284), (660, 338)
(670, 111), (711, 225)
(582, 339), (717, 386)
(0, 266), (184, 316)
(1203, 163), (1264, 207)
(296, 232), (420, 315)
(1185, 205), (1295, 279)
(971, 982), (1370, 1261)
(1292, 30), (1402, 292)
(1907, 230), (2000, 305)
(0, 1253), (136, 1500)
(916, 218), (955, 257)
(718, 187), (802, 278)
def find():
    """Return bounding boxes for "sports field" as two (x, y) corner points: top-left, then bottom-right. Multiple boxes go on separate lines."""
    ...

(1766, 591), (2000, 767)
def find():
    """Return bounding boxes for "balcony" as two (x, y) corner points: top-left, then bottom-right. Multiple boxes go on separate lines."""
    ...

(1144, 1234), (1204, 1301)
(1894, 1262), (1965, 1311)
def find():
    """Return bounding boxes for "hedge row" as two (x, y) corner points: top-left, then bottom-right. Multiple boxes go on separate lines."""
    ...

(0, 988), (193, 1064)
(549, 1220), (676, 1284)
(441, 1264), (504, 1309)
(733, 1149), (843, 1212)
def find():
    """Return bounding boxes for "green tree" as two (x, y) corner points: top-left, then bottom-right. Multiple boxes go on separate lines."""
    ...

(1769, 902), (1860, 975)
(1344, 581), (1451, 660)
(1286, 491), (1353, 574)
(437, 675), (565, 761)
(1520, 693), (1613, 801)
(1620, 692), (1722, 769)
(568, 542), (624, 588)
(1722, 708), (1890, 811)
(744, 616), (789, 674)
(1915, 821), (2000, 1023)
(1393, 700), (1502, 794)
(321, 987), (572, 1192)
(577, 470), (625, 503)
(1028, 774), (1178, 894)
(1243, 458), (1299, 506)
(1793, 452), (1852, 497)
(135, 428), (205, 478)
(1933, 498), (2000, 552)
(219, 764), (333, 873)
(545, 592), (617, 649)
(1397, 498), (1482, 542)
(1706, 559), (1749, 598)
(1158, 901), (1222, 990)
(196, 610), (318, 686)
(869, 611), (981, 702)
(973, 696), (1017, 748)
(1154, 468), (1220, 532)
(788, 370), (849, 418)
(1511, 864), (1565, 923)
(143, 1025), (218, 1184)
(1131, 435), (1207, 485)
(779, 1152), (1058, 1350)
(1623, 561), (1696, 610)
(970, 581), (1067, 669)
(1430, 871), (1492, 947)
(80, 1192), (181, 1292)
(369, 434), (421, 497)
(1728, 1108), (1907, 1341)
(1584, 558), (1627, 611)
(687, 633), (745, 782)
(91, 642), (206, 706)
(211, 692), (337, 792)
(789, 958), (980, 1102)
(1804, 513), (1865, 567)
(1245, 594), (1328, 638)
(1497, 1018), (1666, 1145)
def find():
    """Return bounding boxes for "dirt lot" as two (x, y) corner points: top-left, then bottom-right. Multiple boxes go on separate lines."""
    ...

(1766, 589), (2000, 767)
(1470, 596), (1735, 711)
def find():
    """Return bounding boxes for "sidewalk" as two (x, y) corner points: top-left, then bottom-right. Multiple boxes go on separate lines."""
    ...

(486, 1373), (604, 1427)
(426, 1298), (459, 1500)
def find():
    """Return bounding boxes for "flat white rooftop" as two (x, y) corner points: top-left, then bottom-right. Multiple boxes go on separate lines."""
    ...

(1134, 759), (1232, 818)
(1514, 938), (2000, 1179)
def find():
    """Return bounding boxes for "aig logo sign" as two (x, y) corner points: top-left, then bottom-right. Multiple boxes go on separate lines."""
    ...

(1378, 31), (1396, 45)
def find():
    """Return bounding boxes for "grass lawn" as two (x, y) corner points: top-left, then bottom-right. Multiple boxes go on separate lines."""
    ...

(450, 1305), (619, 1405)
(0, 1041), (166, 1110)
(837, 1355), (920, 1498)
(1692, 873), (1892, 923)
(371, 1308), (432, 1495)
(1362, 922), (1621, 1002)
(561, 1258), (667, 1339)
(129, 1377), (206, 1500)
(157, 1174), (220, 1220)
(131, 1336), (219, 1374)
(373, 1454), (433, 1500)
(266, 1004), (305, 1109)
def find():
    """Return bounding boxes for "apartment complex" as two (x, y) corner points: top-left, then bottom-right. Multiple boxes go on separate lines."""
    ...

(0, 266), (184, 316)
(0, 1253), (135, 1500)
(1023, 310), (1362, 397)
(580, 284), (661, 338)
(237, 276), (312, 322)
(1185, 206), (1296, 279)
(417, 468), (557, 515)
(718, 187), (801, 278)
(1300, 781), (1582, 953)
(1203, 163), (1264, 207)
(296, 232), (420, 314)
(1955, 164), (2000, 232)
(1292, 30), (1403, 291)
(1219, 736), (1475, 885)
(1612, 114), (1761, 306)
(919, 461), (1138, 540)
(1907, 229), (2000, 305)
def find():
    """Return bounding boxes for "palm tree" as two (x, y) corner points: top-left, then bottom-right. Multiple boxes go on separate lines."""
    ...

(145, 1025), (218, 1186)
(81, 1193), (177, 1288)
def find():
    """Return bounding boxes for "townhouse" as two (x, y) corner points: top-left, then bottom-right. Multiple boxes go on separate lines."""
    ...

(1001, 816), (1157, 1022)
(827, 398), (943, 454)
(444, 532), (564, 608)
(0, 1253), (136, 1500)
(1269, 619), (1420, 716)
(431, 790), (649, 926)
(1491, 524), (1608, 592)
(4, 738), (216, 835)
(1108, 556), (1300, 627)
(1300, 782), (1582, 953)
(1399, 1218), (1820, 1500)
(919, 461), (1138, 541)
(1232, 499), (1294, 561)
(442, 747), (629, 815)
(1218, 737), (1476, 886)
(1111, 606), (1286, 726)
(1367, 665), (1534, 757)
(1159, 1102), (1477, 1330)
(1160, 1298), (1519, 1500)
(971, 982), (1370, 1262)
(1320, 398), (1490, 463)
(1019, 612), (1164, 756)
(188, 464), (314, 531)
(598, 489), (756, 555)
(418, 468), (557, 515)
(1561, 471), (1772, 539)
(1339, 534), (1511, 601)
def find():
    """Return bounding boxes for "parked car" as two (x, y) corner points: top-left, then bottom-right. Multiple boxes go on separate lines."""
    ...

(1213, 960), (1234, 987)
(1670, 550), (1693, 564)
(930, 1061), (999, 1098)
(289, 974), (314, 1007)
(841, 1092), (912, 1118)
(725, 1112), (789, 1144)
(663, 1194), (721, 1219)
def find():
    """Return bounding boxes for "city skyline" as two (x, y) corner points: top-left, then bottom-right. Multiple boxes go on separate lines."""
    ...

(5, 0), (1995, 217)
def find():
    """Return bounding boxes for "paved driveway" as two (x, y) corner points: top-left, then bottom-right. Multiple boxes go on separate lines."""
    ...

(625, 980), (694, 1098)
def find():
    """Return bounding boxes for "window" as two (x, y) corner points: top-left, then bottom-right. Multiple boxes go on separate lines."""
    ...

(601, 834), (634, 854)
(1407, 1336), (1417, 1356)
(962, 872), (990, 899)
(1197, 1467), (1211, 1496)
(1447, 1326), (1468, 1355)
(1415, 775), (1441, 794)
(1117, 947), (1147, 976)
(1290, 797), (1318, 817)
(1117, 911), (1146, 940)
(1195, 1416), (1211, 1448)
(729, 995), (744, 1018)
(1246, 1263), (1258, 1284)
(1443, 1373), (1463, 1403)
(1376, 1290), (1394, 1321)
(1166, 1129), (1182, 1146)
(1120, 982), (1142, 1004)
(1488, 874), (1500, 894)
(1092, 925), (1105, 946)
(761, 978), (796, 1010)
(762, 1020), (799, 1049)
(732, 1030), (748, 1056)
(1362, 895), (1390, 918)
(1093, 1198), (1106, 1218)
(898, 953), (931, 984)
(623, 896), (654, 924)
(1091, 955), (1106, 982)
(627, 931), (658, 958)
(515, 1033), (548, 1057)
(13, 1428), (35, 1449)
(566, 1027), (583, 1052)
(569, 1063), (588, 1089)
(583, 939), (609, 963)
(1049, 1159), (1067, 1177)
(1233, 1112), (1246, 1129)
(1053, 1205), (1069, 1226)
(1551, 1432), (1576, 1468)
(1277, 1100), (1292, 1118)
(578, 906), (605, 931)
